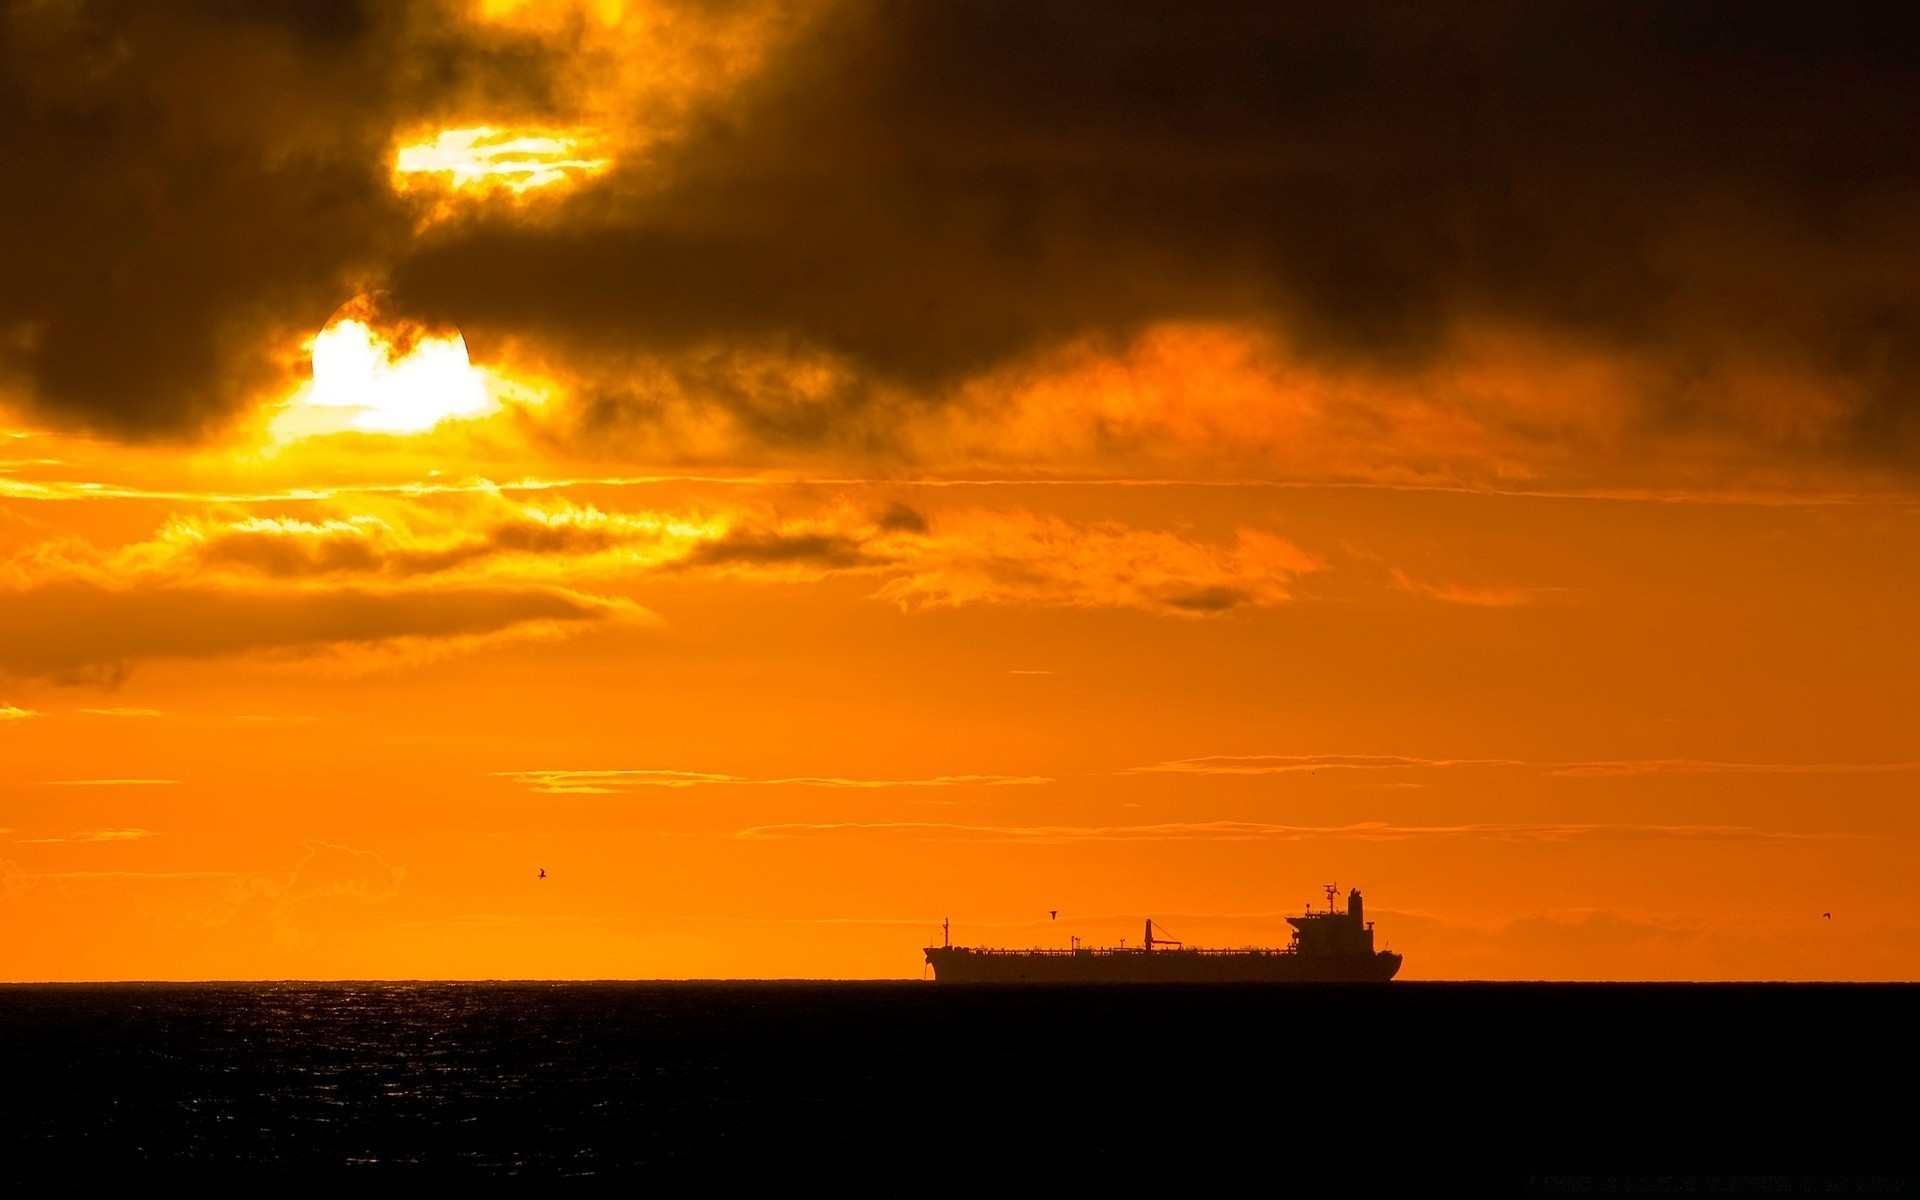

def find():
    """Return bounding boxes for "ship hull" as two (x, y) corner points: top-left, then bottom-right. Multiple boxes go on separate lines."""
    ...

(924, 948), (1402, 983)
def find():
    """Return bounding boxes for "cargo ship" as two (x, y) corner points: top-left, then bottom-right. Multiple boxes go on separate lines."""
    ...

(924, 885), (1401, 982)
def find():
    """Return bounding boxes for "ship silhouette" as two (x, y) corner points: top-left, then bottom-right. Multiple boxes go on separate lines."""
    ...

(925, 885), (1402, 982)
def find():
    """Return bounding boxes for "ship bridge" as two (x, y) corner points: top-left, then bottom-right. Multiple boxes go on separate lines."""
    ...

(1285, 886), (1377, 956)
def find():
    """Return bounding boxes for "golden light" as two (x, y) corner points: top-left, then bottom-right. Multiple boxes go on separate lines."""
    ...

(392, 126), (610, 196)
(269, 298), (499, 441)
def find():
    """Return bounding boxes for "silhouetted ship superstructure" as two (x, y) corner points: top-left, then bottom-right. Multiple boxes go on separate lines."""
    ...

(924, 886), (1402, 982)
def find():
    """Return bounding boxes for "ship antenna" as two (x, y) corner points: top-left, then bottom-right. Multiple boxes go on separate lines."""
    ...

(943, 916), (950, 949)
(1324, 882), (1339, 913)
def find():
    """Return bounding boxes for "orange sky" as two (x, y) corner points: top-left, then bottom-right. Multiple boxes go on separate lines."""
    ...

(3, 1), (1918, 981)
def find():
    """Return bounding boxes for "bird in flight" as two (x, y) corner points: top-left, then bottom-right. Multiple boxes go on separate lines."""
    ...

(538, 868), (547, 880)
(1049, 910), (1057, 920)
(1822, 912), (1831, 919)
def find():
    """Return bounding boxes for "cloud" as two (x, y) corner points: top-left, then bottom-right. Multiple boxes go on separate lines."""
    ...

(78, 707), (163, 718)
(875, 502), (928, 533)
(378, 5), (1920, 486)
(0, 3), (511, 436)
(878, 324), (1656, 491)
(131, 503), (715, 581)
(680, 528), (876, 571)
(0, 703), (37, 721)
(186, 839), (408, 949)
(0, 578), (629, 683)
(34, 495), (865, 586)
(37, 780), (177, 788)
(1389, 568), (1533, 608)
(1539, 760), (1920, 779)
(1134, 755), (1529, 776)
(2, 4), (1913, 497)
(13, 828), (160, 843)
(1497, 910), (1695, 955)
(872, 513), (1321, 615)
(499, 769), (1052, 795)
(735, 820), (1856, 844)
(9, 869), (234, 881)
(1384, 907), (1920, 981)
(0, 840), (407, 970)
(0, 0), (815, 440)
(0, 1), (784, 440)
(13, 495), (1322, 620)
(1132, 754), (1920, 778)
(281, 839), (405, 904)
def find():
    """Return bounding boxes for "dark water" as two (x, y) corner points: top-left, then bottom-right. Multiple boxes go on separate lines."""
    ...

(1, 982), (1914, 1191)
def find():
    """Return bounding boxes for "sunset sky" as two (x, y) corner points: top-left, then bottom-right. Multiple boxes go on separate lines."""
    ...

(4, 1), (1919, 981)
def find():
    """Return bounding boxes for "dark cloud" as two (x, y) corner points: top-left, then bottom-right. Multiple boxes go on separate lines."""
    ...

(145, 505), (890, 581)
(191, 510), (639, 578)
(198, 523), (390, 577)
(0, 579), (615, 683)
(0, 0), (562, 437)
(1160, 586), (1251, 614)
(394, 2), (1920, 464)
(11, 2), (1920, 464)
(680, 529), (874, 570)
(874, 503), (927, 533)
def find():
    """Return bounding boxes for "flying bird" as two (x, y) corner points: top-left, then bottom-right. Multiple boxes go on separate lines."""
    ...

(1822, 912), (1831, 919)
(1049, 910), (1057, 921)
(538, 868), (547, 880)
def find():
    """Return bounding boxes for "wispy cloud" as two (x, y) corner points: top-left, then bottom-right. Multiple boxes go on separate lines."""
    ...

(1389, 568), (1533, 607)
(78, 707), (163, 718)
(11, 870), (237, 880)
(671, 914), (968, 928)
(1135, 755), (1527, 775)
(1133, 754), (1920, 778)
(15, 828), (161, 843)
(499, 769), (1053, 795)
(1540, 760), (1920, 778)
(279, 840), (406, 904)
(393, 913), (644, 930)
(39, 779), (179, 787)
(5, 470), (1919, 509)
(871, 515), (1321, 616)
(736, 820), (1858, 844)
(0, 703), (40, 722)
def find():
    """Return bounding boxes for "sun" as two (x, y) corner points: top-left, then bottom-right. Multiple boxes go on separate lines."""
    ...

(269, 295), (500, 441)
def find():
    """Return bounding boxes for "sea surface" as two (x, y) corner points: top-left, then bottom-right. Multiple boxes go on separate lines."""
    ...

(1, 982), (1913, 1191)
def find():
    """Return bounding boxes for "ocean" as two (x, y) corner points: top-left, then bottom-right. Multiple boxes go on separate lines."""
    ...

(1, 982), (1912, 1191)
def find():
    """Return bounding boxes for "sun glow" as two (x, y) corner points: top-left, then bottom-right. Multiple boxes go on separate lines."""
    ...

(393, 126), (610, 196)
(269, 309), (498, 441)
